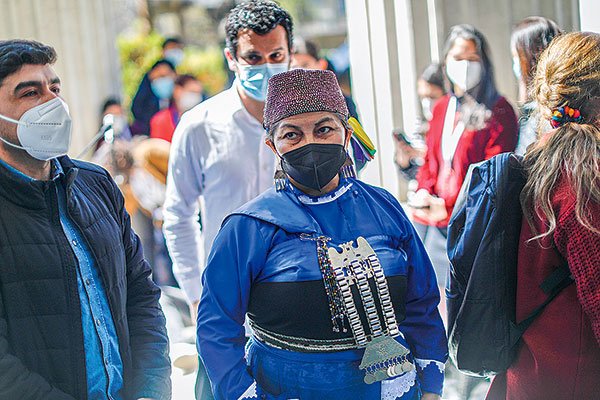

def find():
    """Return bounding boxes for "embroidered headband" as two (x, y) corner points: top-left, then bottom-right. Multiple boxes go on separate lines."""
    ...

(550, 106), (583, 128)
(263, 69), (349, 131)
(263, 68), (377, 162)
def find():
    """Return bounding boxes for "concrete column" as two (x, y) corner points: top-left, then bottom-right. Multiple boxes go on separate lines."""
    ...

(346, 0), (420, 197)
(0, 0), (122, 156)
(426, 0), (441, 62)
(345, 0), (383, 188)
(394, 1), (419, 136)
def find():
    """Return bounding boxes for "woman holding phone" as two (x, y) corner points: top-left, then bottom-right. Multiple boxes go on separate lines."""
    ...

(409, 25), (518, 290)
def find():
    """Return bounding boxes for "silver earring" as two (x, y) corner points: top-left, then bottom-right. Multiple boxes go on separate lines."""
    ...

(274, 164), (287, 191)
(340, 152), (356, 179)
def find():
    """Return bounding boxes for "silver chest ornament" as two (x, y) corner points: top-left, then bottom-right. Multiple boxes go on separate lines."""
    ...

(327, 236), (414, 384)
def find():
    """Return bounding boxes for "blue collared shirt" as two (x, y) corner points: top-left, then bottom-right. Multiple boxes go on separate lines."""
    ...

(54, 161), (124, 400)
(0, 159), (124, 399)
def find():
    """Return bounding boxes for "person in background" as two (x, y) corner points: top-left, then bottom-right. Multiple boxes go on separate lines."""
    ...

(162, 2), (294, 398)
(99, 97), (132, 143)
(150, 74), (204, 143)
(510, 16), (561, 155)
(129, 138), (176, 287)
(487, 31), (600, 400)
(417, 63), (447, 127)
(408, 24), (518, 400)
(87, 97), (132, 171)
(394, 63), (446, 181)
(291, 38), (359, 121)
(291, 38), (371, 171)
(131, 59), (177, 136)
(0, 39), (170, 400)
(91, 98), (136, 214)
(162, 37), (185, 68)
(409, 24), (518, 284)
(198, 68), (447, 400)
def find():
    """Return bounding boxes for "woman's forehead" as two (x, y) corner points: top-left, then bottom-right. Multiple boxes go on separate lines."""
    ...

(449, 37), (478, 56)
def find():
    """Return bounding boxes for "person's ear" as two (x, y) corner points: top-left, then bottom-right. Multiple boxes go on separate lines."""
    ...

(265, 137), (279, 156)
(224, 48), (237, 73)
(344, 127), (353, 149)
(317, 58), (329, 71)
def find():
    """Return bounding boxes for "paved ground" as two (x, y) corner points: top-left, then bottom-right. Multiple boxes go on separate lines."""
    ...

(172, 366), (196, 400)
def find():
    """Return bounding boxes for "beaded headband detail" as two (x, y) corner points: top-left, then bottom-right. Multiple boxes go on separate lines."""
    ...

(263, 69), (349, 131)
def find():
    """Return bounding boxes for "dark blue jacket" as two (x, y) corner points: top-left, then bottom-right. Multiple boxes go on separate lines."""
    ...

(0, 156), (171, 399)
(131, 74), (160, 136)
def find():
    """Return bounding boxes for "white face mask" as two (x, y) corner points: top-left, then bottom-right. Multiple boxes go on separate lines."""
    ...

(446, 59), (482, 92)
(421, 97), (433, 121)
(0, 97), (72, 161)
(512, 56), (522, 80)
(178, 91), (202, 112)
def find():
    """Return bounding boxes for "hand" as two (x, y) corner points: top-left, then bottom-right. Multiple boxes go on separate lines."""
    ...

(394, 140), (414, 168)
(407, 189), (432, 209)
(426, 196), (448, 222)
(411, 192), (448, 224)
(421, 393), (441, 400)
(190, 300), (200, 322)
(393, 134), (426, 169)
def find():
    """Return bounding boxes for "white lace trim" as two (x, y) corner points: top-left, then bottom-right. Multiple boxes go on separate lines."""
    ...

(238, 381), (258, 400)
(380, 368), (417, 400)
(415, 358), (445, 374)
(296, 182), (353, 204)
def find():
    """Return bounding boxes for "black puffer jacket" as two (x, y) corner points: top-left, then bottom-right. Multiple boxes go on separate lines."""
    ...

(0, 156), (171, 399)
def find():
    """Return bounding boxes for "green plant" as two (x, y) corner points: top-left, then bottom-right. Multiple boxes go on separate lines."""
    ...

(117, 30), (164, 110)
(178, 46), (228, 96)
(116, 29), (228, 110)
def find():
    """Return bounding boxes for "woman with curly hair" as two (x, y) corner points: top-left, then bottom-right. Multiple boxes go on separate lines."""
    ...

(487, 31), (600, 400)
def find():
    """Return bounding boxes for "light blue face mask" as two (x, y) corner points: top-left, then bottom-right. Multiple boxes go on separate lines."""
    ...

(164, 48), (184, 67)
(237, 62), (289, 101)
(151, 76), (175, 100)
(512, 57), (521, 80)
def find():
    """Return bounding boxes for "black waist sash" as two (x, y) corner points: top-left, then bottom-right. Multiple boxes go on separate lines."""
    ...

(247, 276), (407, 350)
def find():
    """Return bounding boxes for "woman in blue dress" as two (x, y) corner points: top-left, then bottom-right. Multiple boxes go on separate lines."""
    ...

(197, 69), (447, 400)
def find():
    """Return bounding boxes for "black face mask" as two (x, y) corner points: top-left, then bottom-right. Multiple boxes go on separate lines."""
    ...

(280, 143), (347, 192)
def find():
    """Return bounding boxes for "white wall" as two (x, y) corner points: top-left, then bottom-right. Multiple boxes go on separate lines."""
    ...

(579, 0), (600, 32)
(0, 0), (122, 156)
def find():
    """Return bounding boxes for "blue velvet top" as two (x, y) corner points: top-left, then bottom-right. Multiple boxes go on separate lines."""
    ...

(197, 178), (448, 400)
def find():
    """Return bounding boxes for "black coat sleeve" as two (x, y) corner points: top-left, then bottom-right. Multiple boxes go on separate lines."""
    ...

(107, 172), (172, 399)
(0, 294), (76, 399)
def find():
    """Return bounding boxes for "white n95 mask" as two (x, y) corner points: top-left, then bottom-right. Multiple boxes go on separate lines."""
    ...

(446, 59), (482, 92)
(0, 97), (72, 161)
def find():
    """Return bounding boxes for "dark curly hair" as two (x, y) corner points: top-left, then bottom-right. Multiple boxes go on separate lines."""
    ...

(0, 40), (57, 86)
(225, 0), (293, 59)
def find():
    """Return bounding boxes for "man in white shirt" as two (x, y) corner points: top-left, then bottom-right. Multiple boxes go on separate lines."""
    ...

(163, 4), (293, 396)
